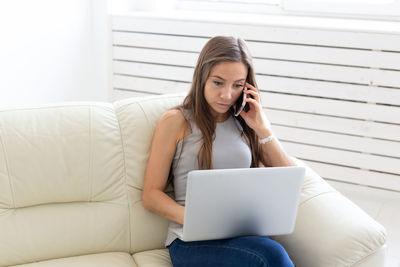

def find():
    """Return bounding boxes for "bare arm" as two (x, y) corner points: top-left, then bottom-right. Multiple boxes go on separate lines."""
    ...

(142, 109), (187, 225)
(257, 127), (297, 167)
(239, 82), (297, 167)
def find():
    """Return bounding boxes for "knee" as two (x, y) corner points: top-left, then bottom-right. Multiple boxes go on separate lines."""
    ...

(267, 241), (294, 267)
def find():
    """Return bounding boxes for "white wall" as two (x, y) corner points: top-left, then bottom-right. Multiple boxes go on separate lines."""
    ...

(0, 0), (110, 108)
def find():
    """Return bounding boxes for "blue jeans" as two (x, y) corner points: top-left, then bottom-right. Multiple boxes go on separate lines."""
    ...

(168, 236), (294, 267)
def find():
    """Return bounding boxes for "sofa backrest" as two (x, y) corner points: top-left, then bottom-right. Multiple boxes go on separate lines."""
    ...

(113, 93), (185, 253)
(0, 102), (131, 266)
(0, 94), (185, 266)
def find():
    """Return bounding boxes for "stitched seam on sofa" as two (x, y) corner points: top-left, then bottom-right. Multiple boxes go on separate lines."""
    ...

(299, 191), (338, 207)
(137, 103), (150, 125)
(114, 107), (132, 252)
(349, 244), (386, 267)
(131, 199), (143, 206)
(114, 95), (185, 112)
(129, 184), (143, 191)
(124, 94), (184, 104)
(0, 104), (115, 113)
(173, 243), (269, 266)
(12, 251), (131, 266)
(131, 254), (140, 267)
(4, 200), (123, 210)
(137, 95), (185, 104)
(0, 131), (15, 208)
(88, 106), (93, 202)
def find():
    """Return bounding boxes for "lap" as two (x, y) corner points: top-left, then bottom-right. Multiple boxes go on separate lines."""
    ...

(168, 236), (294, 267)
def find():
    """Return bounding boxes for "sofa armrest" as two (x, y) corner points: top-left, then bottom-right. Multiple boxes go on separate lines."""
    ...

(271, 158), (387, 267)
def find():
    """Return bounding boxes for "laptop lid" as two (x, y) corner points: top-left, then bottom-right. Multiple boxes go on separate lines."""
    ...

(180, 166), (305, 242)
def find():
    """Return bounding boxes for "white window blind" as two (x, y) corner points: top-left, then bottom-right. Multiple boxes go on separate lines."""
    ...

(110, 14), (400, 191)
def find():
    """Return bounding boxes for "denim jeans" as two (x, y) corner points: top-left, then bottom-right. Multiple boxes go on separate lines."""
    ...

(168, 235), (294, 267)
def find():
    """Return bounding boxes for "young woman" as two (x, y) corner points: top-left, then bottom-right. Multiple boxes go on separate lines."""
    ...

(142, 36), (297, 267)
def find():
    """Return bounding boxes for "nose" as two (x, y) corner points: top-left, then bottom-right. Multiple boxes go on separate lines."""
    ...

(220, 85), (233, 100)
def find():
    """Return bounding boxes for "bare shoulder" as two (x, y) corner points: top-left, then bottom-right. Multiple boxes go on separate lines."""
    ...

(159, 108), (186, 128)
(157, 108), (189, 143)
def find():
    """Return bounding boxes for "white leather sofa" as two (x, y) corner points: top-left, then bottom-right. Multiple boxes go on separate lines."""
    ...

(0, 93), (387, 267)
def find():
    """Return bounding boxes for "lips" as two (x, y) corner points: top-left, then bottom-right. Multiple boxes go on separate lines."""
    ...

(216, 103), (230, 110)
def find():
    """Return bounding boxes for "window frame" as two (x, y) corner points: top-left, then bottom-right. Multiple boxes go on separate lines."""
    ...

(175, 0), (282, 15)
(282, 0), (400, 21)
(174, 0), (400, 21)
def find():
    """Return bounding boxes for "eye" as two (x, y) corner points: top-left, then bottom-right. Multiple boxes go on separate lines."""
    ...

(234, 84), (244, 89)
(213, 81), (223, 86)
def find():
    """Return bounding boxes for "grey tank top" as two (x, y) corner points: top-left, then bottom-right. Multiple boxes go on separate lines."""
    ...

(164, 108), (252, 247)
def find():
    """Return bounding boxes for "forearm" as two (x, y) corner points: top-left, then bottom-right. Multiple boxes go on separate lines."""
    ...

(143, 190), (185, 225)
(257, 127), (297, 167)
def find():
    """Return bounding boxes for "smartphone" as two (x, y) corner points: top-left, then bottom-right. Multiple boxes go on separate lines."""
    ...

(234, 84), (252, 117)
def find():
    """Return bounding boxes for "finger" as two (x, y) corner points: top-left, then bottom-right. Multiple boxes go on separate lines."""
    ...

(244, 83), (261, 102)
(245, 97), (262, 111)
(245, 82), (258, 92)
(244, 89), (260, 103)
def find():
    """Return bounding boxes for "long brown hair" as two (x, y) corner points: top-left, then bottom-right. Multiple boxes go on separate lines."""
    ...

(169, 36), (264, 183)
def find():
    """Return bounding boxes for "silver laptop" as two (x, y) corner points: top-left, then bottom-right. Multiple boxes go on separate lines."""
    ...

(172, 166), (305, 242)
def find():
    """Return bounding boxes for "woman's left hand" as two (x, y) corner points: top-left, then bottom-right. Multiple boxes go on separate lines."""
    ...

(239, 83), (272, 136)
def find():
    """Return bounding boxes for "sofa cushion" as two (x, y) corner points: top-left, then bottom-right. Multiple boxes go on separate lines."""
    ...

(271, 158), (387, 266)
(10, 252), (137, 267)
(113, 94), (185, 253)
(132, 249), (172, 267)
(0, 103), (130, 266)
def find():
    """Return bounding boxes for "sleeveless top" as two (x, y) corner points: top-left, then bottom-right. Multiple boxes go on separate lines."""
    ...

(164, 107), (252, 247)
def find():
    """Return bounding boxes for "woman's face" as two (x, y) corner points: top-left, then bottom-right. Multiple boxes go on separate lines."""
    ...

(204, 61), (248, 122)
